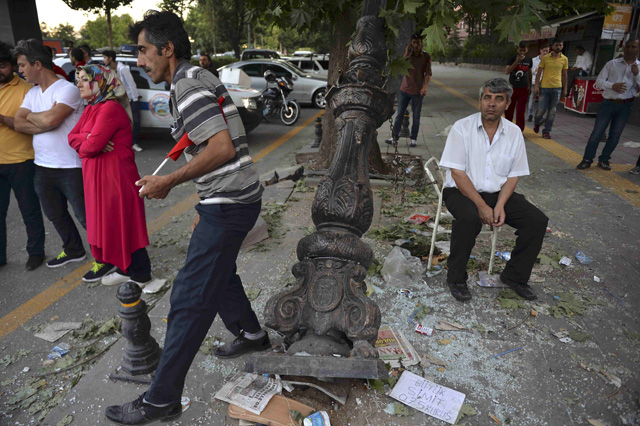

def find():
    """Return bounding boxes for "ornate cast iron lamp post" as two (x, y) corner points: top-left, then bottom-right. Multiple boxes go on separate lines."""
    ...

(251, 0), (393, 378)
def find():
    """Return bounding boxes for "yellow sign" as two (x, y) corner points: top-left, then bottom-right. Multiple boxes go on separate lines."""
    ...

(603, 3), (632, 32)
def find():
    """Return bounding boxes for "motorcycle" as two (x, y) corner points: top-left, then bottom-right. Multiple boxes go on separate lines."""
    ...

(261, 70), (300, 126)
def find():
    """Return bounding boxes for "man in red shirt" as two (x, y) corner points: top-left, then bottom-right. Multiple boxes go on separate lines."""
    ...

(386, 32), (432, 147)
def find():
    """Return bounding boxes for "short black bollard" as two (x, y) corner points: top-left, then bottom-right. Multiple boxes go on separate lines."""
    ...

(399, 111), (410, 138)
(311, 116), (322, 148)
(116, 282), (161, 376)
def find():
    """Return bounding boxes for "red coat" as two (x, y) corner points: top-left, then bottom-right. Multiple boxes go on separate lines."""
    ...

(68, 100), (149, 271)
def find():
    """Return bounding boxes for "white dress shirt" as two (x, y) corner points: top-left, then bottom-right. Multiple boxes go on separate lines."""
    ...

(574, 51), (593, 73)
(440, 113), (530, 194)
(116, 61), (139, 102)
(595, 57), (640, 100)
(531, 56), (542, 82)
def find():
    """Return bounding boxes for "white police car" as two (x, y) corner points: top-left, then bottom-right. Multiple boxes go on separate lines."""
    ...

(54, 56), (263, 133)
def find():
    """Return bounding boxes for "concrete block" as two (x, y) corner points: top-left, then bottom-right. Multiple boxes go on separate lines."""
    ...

(245, 354), (388, 379)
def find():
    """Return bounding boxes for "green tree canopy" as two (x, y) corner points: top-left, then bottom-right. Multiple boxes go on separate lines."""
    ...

(41, 23), (77, 44)
(79, 14), (134, 49)
(62, 0), (134, 48)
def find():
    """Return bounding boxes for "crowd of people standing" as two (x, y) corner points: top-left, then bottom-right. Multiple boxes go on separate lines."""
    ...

(0, 38), (151, 286)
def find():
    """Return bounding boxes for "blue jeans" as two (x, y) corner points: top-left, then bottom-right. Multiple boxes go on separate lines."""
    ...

(146, 201), (262, 404)
(33, 166), (86, 257)
(535, 88), (562, 133)
(393, 90), (424, 140)
(0, 160), (45, 264)
(130, 100), (140, 145)
(582, 99), (634, 163)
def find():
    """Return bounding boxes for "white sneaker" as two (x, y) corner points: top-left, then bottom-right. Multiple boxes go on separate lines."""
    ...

(630, 166), (640, 175)
(132, 144), (143, 152)
(410, 139), (417, 147)
(102, 271), (130, 286)
(102, 271), (152, 287)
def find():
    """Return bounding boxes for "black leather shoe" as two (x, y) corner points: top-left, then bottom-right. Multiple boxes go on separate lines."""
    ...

(214, 331), (271, 359)
(500, 274), (537, 301)
(597, 161), (611, 171)
(105, 393), (181, 425)
(447, 282), (472, 302)
(25, 255), (44, 271)
(576, 160), (591, 170)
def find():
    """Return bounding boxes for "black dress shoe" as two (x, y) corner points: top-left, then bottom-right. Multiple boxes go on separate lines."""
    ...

(214, 331), (271, 359)
(500, 274), (537, 301)
(447, 282), (472, 302)
(25, 255), (44, 271)
(105, 393), (181, 425)
(576, 160), (591, 170)
(597, 161), (611, 171)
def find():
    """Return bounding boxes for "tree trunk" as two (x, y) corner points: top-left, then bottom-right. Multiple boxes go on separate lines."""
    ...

(316, 7), (391, 174)
(106, 7), (113, 50)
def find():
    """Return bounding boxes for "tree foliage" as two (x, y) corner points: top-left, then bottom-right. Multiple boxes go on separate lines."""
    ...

(41, 23), (77, 44)
(78, 14), (134, 49)
(62, 0), (134, 48)
(184, 0), (247, 58)
(156, 0), (192, 21)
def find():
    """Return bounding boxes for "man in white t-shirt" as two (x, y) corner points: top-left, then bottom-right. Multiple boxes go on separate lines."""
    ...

(439, 78), (548, 302)
(527, 46), (549, 122)
(13, 39), (87, 269)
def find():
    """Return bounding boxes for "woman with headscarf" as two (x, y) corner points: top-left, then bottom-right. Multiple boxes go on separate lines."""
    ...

(68, 64), (151, 286)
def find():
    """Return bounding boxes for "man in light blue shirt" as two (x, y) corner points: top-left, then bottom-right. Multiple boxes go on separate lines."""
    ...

(577, 38), (640, 171)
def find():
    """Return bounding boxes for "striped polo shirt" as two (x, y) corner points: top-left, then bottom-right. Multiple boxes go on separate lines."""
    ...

(170, 60), (263, 204)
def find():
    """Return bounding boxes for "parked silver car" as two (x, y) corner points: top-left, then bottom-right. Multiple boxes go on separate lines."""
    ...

(219, 59), (327, 108)
(53, 56), (263, 133)
(286, 56), (329, 78)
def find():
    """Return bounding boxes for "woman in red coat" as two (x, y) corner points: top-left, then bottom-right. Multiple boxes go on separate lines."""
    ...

(69, 65), (151, 286)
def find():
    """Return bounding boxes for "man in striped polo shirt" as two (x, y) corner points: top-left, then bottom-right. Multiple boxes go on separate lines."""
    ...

(105, 10), (268, 425)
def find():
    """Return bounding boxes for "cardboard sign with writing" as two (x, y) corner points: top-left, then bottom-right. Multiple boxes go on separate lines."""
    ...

(389, 371), (465, 425)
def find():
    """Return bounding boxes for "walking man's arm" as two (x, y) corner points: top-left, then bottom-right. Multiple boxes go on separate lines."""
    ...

(137, 129), (236, 199)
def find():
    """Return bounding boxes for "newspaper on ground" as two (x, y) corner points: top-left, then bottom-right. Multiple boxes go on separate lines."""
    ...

(375, 326), (420, 368)
(34, 322), (82, 342)
(214, 372), (282, 415)
(389, 370), (466, 425)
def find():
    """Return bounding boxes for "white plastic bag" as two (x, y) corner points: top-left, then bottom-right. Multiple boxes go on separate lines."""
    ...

(381, 247), (425, 287)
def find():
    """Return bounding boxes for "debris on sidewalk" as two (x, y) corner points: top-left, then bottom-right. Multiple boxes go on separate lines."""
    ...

(1, 349), (30, 368)
(575, 251), (592, 264)
(388, 371), (465, 424)
(381, 247), (424, 287)
(227, 395), (314, 426)
(559, 256), (572, 266)
(404, 213), (430, 224)
(181, 396), (191, 413)
(281, 380), (347, 405)
(214, 372), (282, 414)
(260, 165), (305, 186)
(375, 326), (420, 367)
(476, 272), (508, 288)
(304, 410), (331, 424)
(34, 322), (82, 342)
(435, 320), (466, 331)
(434, 241), (451, 256)
(47, 343), (71, 360)
(622, 141), (640, 148)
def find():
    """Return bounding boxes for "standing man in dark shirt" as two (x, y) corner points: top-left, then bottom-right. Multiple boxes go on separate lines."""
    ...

(504, 41), (533, 132)
(198, 53), (219, 78)
(386, 32), (432, 147)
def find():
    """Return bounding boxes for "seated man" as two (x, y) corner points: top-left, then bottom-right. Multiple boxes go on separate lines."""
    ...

(439, 78), (548, 302)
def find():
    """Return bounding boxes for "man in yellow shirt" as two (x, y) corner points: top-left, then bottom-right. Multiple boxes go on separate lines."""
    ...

(533, 38), (568, 139)
(0, 41), (45, 269)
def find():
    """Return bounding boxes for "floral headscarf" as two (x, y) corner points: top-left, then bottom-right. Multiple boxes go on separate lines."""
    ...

(76, 64), (132, 124)
(76, 64), (126, 105)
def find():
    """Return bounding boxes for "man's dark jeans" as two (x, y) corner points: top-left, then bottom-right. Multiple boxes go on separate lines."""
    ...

(0, 160), (45, 264)
(443, 188), (548, 285)
(33, 166), (86, 257)
(146, 201), (262, 404)
(535, 87), (562, 133)
(130, 100), (140, 146)
(392, 90), (424, 140)
(582, 99), (634, 163)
